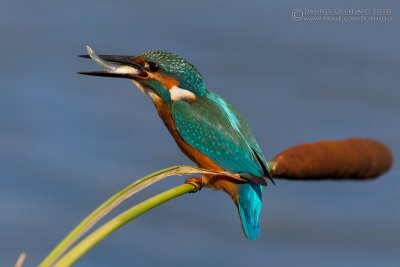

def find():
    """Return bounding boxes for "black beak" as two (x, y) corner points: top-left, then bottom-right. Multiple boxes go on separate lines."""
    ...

(77, 71), (136, 78)
(78, 48), (147, 79)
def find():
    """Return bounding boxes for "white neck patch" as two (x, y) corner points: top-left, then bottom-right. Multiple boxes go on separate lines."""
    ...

(169, 86), (196, 102)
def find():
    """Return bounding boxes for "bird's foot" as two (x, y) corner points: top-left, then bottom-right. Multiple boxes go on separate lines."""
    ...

(185, 177), (203, 193)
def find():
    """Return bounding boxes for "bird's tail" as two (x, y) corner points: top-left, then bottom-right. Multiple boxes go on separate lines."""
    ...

(236, 182), (263, 240)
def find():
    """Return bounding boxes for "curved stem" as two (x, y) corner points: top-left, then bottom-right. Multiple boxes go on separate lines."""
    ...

(40, 166), (233, 267)
(53, 183), (197, 267)
(38, 166), (179, 267)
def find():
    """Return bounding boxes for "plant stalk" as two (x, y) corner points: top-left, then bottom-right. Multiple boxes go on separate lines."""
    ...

(39, 166), (234, 267)
(38, 166), (178, 267)
(53, 183), (197, 267)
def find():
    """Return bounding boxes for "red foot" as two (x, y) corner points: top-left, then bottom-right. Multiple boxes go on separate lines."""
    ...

(185, 177), (203, 192)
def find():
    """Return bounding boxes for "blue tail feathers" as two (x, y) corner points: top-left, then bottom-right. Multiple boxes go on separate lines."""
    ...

(237, 182), (263, 240)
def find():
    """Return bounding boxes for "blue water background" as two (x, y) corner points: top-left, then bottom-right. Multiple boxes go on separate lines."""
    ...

(0, 1), (399, 266)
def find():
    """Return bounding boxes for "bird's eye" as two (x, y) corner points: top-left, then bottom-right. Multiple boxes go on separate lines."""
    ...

(146, 62), (160, 72)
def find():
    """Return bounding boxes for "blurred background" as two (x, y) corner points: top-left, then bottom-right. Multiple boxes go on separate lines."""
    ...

(0, 0), (399, 266)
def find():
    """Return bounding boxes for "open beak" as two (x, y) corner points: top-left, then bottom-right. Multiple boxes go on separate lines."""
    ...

(78, 46), (147, 79)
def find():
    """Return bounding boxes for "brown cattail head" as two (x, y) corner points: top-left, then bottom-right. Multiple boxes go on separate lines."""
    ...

(270, 138), (392, 181)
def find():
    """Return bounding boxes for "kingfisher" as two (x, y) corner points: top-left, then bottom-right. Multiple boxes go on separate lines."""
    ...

(79, 46), (273, 240)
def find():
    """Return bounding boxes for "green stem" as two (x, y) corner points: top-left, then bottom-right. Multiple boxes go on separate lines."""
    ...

(39, 166), (180, 267)
(53, 183), (197, 267)
(39, 165), (238, 267)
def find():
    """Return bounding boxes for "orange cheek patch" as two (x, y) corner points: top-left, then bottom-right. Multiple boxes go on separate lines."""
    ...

(150, 72), (179, 89)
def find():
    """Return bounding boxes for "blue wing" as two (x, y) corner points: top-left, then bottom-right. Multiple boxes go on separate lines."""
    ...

(171, 92), (269, 183)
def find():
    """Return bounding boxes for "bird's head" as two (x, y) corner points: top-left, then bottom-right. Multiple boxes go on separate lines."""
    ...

(80, 46), (207, 102)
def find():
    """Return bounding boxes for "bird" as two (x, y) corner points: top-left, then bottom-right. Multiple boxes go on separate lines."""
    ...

(79, 46), (273, 240)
